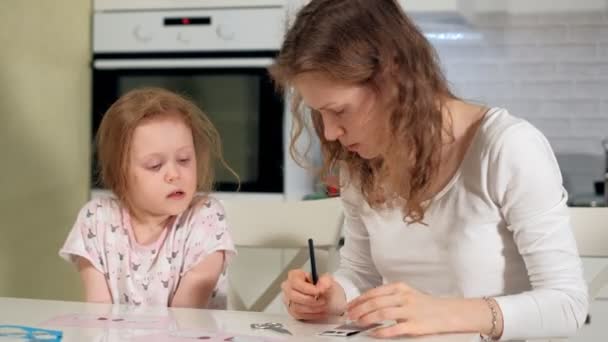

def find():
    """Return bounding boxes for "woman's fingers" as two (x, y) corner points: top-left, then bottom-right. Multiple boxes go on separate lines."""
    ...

(288, 269), (320, 297)
(370, 321), (422, 338)
(282, 269), (333, 320)
(348, 294), (405, 324)
(281, 281), (326, 307)
(315, 274), (334, 294)
(347, 283), (411, 310)
(357, 307), (406, 326)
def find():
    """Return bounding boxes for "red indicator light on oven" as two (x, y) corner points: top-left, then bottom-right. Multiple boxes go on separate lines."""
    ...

(182, 18), (190, 25)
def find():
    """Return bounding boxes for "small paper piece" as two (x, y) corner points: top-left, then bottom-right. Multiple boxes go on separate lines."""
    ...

(318, 322), (382, 337)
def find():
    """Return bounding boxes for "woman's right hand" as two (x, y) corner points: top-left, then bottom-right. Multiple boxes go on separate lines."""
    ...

(281, 269), (346, 320)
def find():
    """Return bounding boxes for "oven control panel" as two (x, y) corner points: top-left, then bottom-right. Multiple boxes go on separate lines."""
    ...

(93, 7), (285, 53)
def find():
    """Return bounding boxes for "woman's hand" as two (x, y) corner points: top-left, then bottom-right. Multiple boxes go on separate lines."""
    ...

(281, 270), (346, 320)
(347, 282), (490, 338)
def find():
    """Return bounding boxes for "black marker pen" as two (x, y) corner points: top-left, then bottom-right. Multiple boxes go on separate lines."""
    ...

(308, 238), (318, 285)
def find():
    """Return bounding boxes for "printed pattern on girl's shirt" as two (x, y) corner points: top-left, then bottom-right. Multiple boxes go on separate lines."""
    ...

(59, 196), (236, 309)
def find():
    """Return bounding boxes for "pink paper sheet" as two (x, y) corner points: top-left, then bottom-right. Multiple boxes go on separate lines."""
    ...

(42, 313), (172, 330)
(132, 330), (285, 342)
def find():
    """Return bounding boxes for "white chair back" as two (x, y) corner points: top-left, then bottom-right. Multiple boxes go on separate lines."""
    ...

(538, 207), (608, 342)
(570, 207), (608, 299)
(222, 197), (344, 312)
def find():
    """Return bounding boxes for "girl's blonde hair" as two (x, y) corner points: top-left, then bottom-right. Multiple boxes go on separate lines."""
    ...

(270, 0), (455, 223)
(95, 87), (237, 212)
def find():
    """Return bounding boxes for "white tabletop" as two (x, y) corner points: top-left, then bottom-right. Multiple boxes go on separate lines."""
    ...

(0, 297), (479, 342)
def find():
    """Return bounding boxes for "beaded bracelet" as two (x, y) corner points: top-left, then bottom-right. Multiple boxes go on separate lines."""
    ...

(481, 296), (498, 342)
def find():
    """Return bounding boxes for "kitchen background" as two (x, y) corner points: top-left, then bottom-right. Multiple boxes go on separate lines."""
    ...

(431, 9), (608, 200)
(0, 0), (606, 326)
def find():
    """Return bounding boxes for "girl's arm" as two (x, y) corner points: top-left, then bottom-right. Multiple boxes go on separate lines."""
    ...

(76, 257), (112, 303)
(171, 251), (225, 308)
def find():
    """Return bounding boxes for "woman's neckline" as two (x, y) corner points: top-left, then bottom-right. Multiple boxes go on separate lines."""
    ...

(427, 106), (499, 203)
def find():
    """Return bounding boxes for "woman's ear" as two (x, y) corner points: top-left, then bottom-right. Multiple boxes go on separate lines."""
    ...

(390, 53), (401, 74)
(373, 55), (400, 100)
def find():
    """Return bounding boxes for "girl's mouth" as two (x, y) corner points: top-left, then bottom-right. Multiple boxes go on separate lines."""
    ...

(167, 190), (185, 200)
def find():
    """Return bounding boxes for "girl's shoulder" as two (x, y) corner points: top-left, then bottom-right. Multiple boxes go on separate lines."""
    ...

(174, 195), (226, 230)
(190, 195), (225, 219)
(191, 194), (224, 211)
(76, 195), (123, 221)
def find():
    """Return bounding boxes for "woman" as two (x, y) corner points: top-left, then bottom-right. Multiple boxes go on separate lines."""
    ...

(270, 0), (588, 341)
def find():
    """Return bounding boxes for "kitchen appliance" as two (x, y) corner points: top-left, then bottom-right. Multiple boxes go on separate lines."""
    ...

(91, 5), (314, 199)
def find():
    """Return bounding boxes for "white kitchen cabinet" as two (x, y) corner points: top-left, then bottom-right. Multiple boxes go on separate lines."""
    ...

(286, 0), (474, 25)
(402, 0), (608, 22)
(398, 0), (475, 23)
(288, 0), (472, 15)
(95, 0), (476, 24)
(473, 0), (608, 14)
(95, 0), (608, 15)
(398, 0), (472, 14)
(94, 0), (284, 11)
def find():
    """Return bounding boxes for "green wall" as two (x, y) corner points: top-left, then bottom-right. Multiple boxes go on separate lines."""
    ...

(0, 0), (92, 300)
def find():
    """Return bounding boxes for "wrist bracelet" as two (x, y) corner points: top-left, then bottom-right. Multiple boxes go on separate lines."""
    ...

(481, 296), (498, 341)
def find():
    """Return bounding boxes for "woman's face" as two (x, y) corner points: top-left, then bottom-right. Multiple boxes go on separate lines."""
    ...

(293, 72), (386, 160)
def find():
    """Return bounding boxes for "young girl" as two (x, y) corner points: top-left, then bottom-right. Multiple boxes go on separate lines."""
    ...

(60, 87), (237, 309)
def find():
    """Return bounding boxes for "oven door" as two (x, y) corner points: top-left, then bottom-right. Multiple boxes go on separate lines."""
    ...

(92, 55), (284, 194)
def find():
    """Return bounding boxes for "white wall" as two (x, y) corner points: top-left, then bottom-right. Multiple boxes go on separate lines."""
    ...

(427, 11), (608, 196)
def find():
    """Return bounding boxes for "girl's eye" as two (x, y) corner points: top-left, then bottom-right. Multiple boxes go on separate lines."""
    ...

(178, 158), (191, 164)
(148, 164), (162, 171)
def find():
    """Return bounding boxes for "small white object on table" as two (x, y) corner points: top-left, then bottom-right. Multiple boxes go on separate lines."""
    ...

(0, 297), (479, 342)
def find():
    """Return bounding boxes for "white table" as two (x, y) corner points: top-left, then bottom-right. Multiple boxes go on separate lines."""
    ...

(0, 297), (479, 341)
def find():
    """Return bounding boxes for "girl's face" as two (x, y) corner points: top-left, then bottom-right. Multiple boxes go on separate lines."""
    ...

(293, 72), (386, 160)
(127, 114), (198, 219)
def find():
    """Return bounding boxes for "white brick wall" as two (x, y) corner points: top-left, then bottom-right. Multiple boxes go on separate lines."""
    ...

(426, 12), (608, 196)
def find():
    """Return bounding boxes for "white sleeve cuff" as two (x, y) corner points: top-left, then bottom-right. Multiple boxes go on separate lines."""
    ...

(494, 293), (541, 341)
(333, 274), (363, 303)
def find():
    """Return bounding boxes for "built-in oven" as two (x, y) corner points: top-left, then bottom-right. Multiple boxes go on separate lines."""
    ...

(91, 6), (313, 199)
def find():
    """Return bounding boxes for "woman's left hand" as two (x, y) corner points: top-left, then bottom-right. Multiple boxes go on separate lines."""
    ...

(347, 282), (457, 338)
